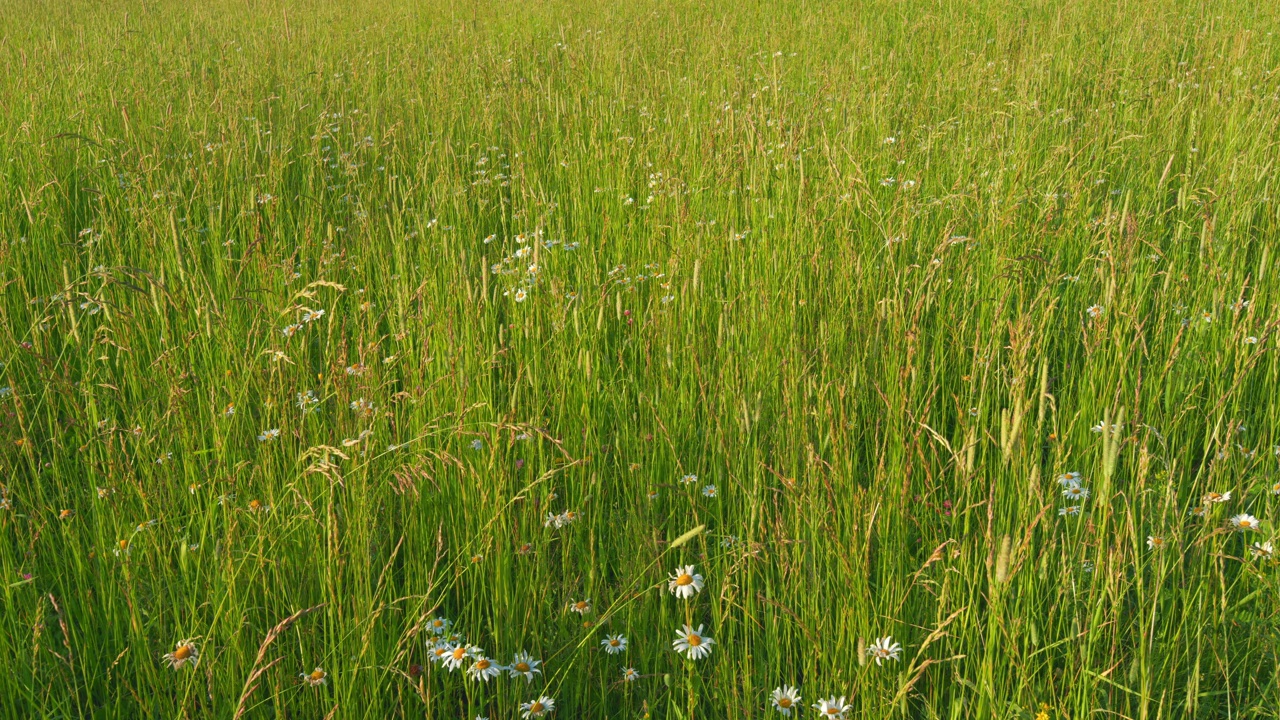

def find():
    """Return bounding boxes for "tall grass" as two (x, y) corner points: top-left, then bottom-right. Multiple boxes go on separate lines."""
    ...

(1, 0), (1279, 717)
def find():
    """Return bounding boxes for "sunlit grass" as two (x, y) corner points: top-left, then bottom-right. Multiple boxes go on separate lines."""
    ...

(1, 0), (1279, 717)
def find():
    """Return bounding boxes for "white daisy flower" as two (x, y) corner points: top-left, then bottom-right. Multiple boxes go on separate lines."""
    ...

(1061, 483), (1089, 502)
(1229, 513), (1261, 532)
(672, 624), (714, 660)
(1059, 505), (1082, 517)
(428, 640), (452, 665)
(507, 651), (542, 682)
(770, 686), (802, 716)
(467, 655), (503, 682)
(443, 643), (477, 671)
(668, 564), (705, 599)
(601, 634), (628, 654)
(622, 666), (640, 682)
(520, 696), (555, 718)
(1203, 491), (1232, 504)
(811, 696), (851, 718)
(867, 636), (902, 665)
(1250, 541), (1274, 558)
(1146, 535), (1167, 550)
(300, 667), (328, 686)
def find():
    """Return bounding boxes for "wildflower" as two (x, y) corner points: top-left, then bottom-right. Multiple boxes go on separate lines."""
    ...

(1061, 483), (1089, 502)
(1250, 541), (1274, 558)
(223, 403), (236, 417)
(520, 696), (555, 719)
(508, 651), (542, 682)
(162, 640), (199, 669)
(1057, 472), (1082, 486)
(58, 509), (74, 520)
(601, 634), (628, 654)
(569, 599), (591, 615)
(470, 439), (484, 450)
(1146, 535), (1167, 550)
(1203, 491), (1232, 504)
(300, 667), (328, 686)
(1189, 504), (1208, 517)
(1086, 305), (1103, 318)
(258, 428), (280, 442)
(345, 363), (367, 376)
(350, 398), (375, 418)
(1271, 480), (1280, 496)
(427, 616), (451, 635)
(668, 565), (705, 599)
(701, 484), (718, 498)
(1245, 336), (1259, 345)
(867, 636), (902, 665)
(680, 473), (698, 485)
(96, 487), (114, 500)
(428, 641), (452, 665)
(282, 324), (302, 337)
(515, 289), (528, 302)
(444, 643), (477, 671)
(622, 666), (640, 682)
(672, 624), (714, 660)
(301, 308), (326, 323)
(770, 686), (802, 716)
(647, 490), (659, 501)
(1228, 514), (1260, 532)
(811, 697), (851, 718)
(468, 655), (503, 682)
(1058, 505), (1082, 517)
(247, 499), (270, 514)
(1201, 310), (1212, 323)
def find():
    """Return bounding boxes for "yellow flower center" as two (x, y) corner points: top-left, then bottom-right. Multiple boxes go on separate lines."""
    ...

(676, 574), (693, 586)
(575, 602), (587, 610)
(827, 709), (839, 716)
(451, 647), (466, 660)
(310, 670), (325, 681)
(515, 662), (530, 672)
(778, 698), (792, 708)
(475, 659), (490, 670)
(687, 634), (701, 647)
(174, 645), (193, 660)
(530, 703), (544, 713)
(609, 639), (620, 647)
(1241, 519), (1253, 527)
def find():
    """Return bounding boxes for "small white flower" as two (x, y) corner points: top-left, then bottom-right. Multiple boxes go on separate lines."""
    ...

(1061, 483), (1090, 502)
(427, 616), (451, 635)
(701, 484), (718, 498)
(1250, 541), (1274, 558)
(867, 636), (902, 665)
(1146, 535), (1167, 550)
(770, 686), (802, 716)
(601, 634), (628, 654)
(667, 565), (705, 599)
(507, 651), (542, 682)
(467, 655), (503, 682)
(520, 696), (555, 719)
(1228, 513), (1260, 532)
(811, 696), (851, 718)
(257, 428), (280, 442)
(622, 666), (640, 682)
(1203, 491), (1232, 504)
(515, 288), (528, 302)
(672, 624), (714, 660)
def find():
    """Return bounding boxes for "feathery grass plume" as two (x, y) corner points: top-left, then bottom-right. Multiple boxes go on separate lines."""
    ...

(995, 535), (1013, 584)
(669, 525), (706, 550)
(857, 637), (868, 667)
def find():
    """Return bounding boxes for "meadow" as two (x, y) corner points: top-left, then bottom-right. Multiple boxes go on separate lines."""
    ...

(1, 0), (1280, 717)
